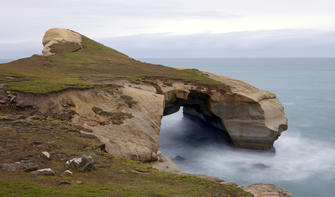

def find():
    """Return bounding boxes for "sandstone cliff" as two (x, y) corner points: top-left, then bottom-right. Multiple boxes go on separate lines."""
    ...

(0, 28), (290, 196)
(0, 28), (288, 161)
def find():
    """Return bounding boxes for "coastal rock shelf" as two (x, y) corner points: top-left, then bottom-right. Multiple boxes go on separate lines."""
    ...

(0, 28), (288, 161)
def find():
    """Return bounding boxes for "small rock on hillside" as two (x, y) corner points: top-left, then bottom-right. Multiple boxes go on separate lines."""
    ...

(65, 155), (95, 172)
(30, 168), (55, 176)
(40, 151), (51, 160)
(60, 170), (73, 177)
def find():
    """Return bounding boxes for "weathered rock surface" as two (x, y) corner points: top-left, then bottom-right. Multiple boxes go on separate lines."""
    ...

(13, 87), (164, 162)
(10, 74), (287, 161)
(204, 72), (288, 149)
(243, 183), (293, 197)
(30, 168), (55, 176)
(65, 155), (95, 172)
(42, 28), (82, 56)
(40, 151), (50, 160)
(60, 170), (73, 177)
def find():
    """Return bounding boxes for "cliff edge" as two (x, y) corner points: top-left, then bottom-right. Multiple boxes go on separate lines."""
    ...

(0, 28), (288, 160)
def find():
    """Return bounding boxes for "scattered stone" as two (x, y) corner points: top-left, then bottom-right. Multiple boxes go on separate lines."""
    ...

(60, 170), (73, 177)
(0, 160), (38, 172)
(40, 151), (51, 160)
(30, 168), (55, 176)
(65, 155), (95, 172)
(243, 183), (293, 197)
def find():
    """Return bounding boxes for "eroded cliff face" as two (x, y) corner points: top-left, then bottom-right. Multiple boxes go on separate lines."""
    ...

(8, 86), (164, 162)
(204, 72), (288, 150)
(1, 74), (287, 162)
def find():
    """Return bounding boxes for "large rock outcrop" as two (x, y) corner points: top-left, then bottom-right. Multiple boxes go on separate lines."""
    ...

(9, 74), (287, 161)
(204, 72), (288, 149)
(42, 28), (82, 56)
(0, 28), (288, 161)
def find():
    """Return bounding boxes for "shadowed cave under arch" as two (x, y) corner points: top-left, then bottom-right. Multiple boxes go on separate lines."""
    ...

(162, 90), (233, 144)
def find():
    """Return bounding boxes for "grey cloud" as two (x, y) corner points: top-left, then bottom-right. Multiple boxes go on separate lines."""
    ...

(1, 29), (334, 59)
(98, 29), (335, 58)
(1, 1), (334, 58)
(0, 0), (238, 43)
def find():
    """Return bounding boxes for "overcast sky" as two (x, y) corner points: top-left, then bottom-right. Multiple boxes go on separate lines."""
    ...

(1, 0), (335, 58)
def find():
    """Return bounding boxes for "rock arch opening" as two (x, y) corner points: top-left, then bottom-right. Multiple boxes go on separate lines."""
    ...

(162, 90), (232, 144)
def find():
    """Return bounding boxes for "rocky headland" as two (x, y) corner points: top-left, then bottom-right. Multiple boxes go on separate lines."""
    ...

(0, 28), (291, 197)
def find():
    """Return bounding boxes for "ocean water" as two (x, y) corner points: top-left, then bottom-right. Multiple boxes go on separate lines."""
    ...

(141, 58), (335, 197)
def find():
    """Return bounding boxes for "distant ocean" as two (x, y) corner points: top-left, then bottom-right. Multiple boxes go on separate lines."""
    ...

(0, 59), (12, 63)
(2, 58), (335, 197)
(141, 58), (335, 197)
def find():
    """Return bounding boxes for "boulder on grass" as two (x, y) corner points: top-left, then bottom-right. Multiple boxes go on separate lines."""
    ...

(60, 170), (73, 177)
(65, 155), (94, 172)
(31, 168), (55, 176)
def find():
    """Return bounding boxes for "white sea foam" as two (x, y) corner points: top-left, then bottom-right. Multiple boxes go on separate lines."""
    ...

(159, 110), (335, 186)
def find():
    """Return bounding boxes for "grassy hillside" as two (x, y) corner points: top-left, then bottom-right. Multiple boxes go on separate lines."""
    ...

(0, 35), (221, 94)
(0, 31), (251, 197)
(0, 111), (251, 197)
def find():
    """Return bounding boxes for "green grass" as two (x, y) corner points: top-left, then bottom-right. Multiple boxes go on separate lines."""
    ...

(0, 34), (222, 94)
(0, 113), (251, 197)
(7, 78), (95, 94)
